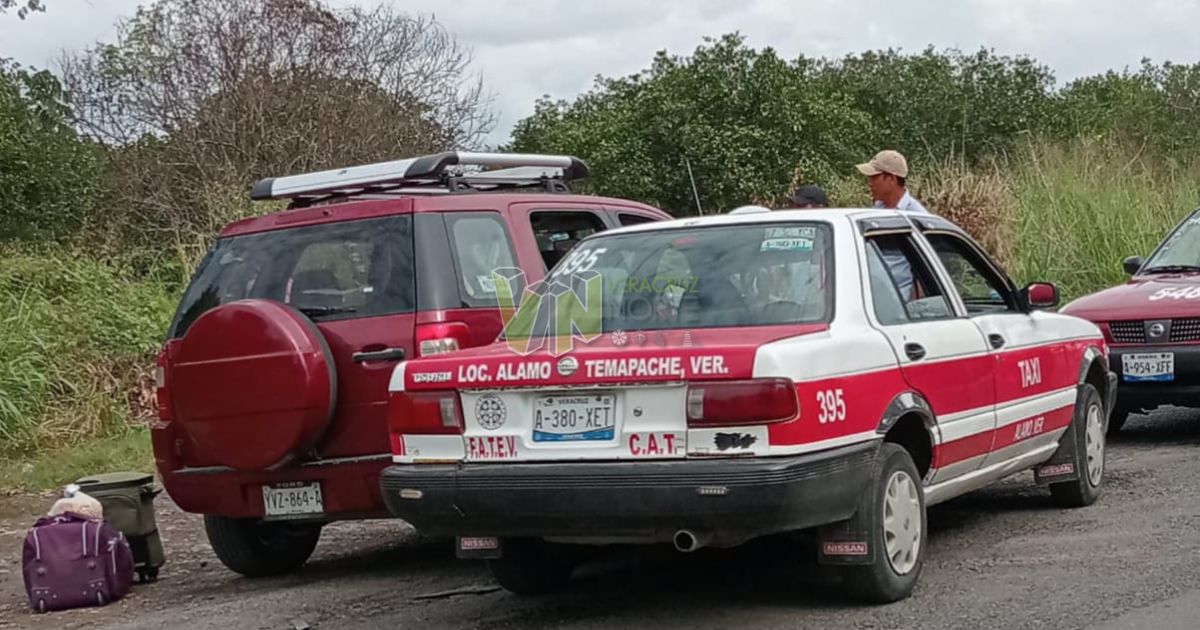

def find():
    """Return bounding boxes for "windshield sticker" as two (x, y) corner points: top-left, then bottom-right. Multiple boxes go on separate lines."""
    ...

(761, 227), (817, 252)
(476, 275), (497, 293)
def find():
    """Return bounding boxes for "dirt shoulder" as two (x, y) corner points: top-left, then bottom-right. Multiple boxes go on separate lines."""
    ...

(4, 409), (1200, 630)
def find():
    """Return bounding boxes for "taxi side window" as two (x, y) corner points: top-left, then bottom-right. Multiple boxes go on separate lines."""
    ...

(865, 234), (954, 324)
(924, 232), (1018, 314)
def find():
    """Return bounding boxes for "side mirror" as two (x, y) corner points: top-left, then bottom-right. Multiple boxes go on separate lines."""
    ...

(1123, 256), (1145, 276)
(1023, 282), (1060, 309)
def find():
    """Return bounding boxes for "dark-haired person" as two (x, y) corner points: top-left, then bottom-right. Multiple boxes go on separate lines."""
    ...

(788, 185), (830, 209)
(856, 149), (928, 213)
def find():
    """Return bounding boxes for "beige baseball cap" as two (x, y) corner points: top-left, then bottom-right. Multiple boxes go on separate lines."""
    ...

(856, 150), (908, 178)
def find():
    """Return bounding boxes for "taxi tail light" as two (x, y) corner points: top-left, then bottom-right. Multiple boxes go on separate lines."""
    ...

(417, 322), (471, 357)
(388, 390), (464, 437)
(686, 379), (798, 427)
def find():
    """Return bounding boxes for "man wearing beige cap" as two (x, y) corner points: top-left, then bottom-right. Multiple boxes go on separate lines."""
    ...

(857, 149), (928, 300)
(856, 149), (929, 213)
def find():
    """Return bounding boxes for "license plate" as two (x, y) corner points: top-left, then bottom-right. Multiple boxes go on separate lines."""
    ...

(262, 482), (324, 519)
(1122, 352), (1175, 382)
(533, 393), (616, 442)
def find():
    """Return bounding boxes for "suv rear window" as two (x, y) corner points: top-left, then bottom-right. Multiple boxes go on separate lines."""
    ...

(539, 221), (833, 332)
(169, 215), (414, 338)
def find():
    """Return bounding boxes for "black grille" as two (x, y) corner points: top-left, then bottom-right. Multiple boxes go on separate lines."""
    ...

(1171, 318), (1200, 343)
(1109, 320), (1145, 344)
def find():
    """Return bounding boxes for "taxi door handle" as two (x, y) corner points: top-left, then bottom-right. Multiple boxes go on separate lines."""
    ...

(904, 343), (926, 361)
(988, 334), (1006, 349)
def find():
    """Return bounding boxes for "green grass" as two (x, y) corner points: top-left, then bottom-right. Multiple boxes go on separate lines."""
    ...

(1007, 139), (1200, 301)
(0, 244), (176, 447)
(0, 429), (153, 492)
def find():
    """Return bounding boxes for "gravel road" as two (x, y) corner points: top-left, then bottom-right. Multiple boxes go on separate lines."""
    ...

(5, 408), (1200, 630)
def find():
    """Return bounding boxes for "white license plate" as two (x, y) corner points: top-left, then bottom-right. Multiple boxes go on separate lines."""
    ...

(262, 482), (324, 519)
(1122, 352), (1175, 382)
(533, 393), (616, 442)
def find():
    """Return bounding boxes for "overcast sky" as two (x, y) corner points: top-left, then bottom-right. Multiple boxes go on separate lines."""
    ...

(3, 0), (1199, 145)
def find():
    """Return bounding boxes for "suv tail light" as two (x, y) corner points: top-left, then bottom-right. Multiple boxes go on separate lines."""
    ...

(416, 322), (471, 357)
(686, 379), (798, 427)
(154, 346), (172, 426)
(388, 390), (464, 436)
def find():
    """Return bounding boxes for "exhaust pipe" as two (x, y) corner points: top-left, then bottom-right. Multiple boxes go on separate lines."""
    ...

(672, 529), (710, 553)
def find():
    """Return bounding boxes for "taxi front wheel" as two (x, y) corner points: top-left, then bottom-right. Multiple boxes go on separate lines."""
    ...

(488, 538), (575, 595)
(842, 443), (927, 604)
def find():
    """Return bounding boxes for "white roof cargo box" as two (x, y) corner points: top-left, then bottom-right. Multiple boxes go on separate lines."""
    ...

(250, 151), (590, 204)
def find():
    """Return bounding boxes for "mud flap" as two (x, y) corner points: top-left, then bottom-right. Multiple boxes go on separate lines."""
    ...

(1034, 390), (1082, 486)
(456, 536), (503, 560)
(816, 507), (876, 566)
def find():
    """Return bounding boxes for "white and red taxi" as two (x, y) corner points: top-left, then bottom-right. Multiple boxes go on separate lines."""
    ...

(381, 207), (1116, 602)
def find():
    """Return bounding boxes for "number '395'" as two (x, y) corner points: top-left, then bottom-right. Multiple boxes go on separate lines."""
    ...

(816, 388), (846, 423)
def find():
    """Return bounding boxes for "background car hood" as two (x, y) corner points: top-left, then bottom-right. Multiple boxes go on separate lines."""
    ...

(1062, 275), (1200, 321)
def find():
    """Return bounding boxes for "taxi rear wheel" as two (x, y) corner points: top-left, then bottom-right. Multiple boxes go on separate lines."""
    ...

(487, 539), (574, 595)
(1050, 384), (1105, 508)
(842, 443), (927, 604)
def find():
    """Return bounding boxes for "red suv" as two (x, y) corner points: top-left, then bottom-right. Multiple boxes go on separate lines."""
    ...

(151, 152), (670, 576)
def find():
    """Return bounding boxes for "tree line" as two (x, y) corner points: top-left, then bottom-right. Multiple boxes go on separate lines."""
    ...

(509, 34), (1200, 215)
(2, 3), (1199, 269)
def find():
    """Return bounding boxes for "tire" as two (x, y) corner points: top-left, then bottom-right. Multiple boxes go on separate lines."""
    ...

(1050, 383), (1105, 508)
(1107, 405), (1129, 435)
(842, 443), (927, 604)
(204, 516), (321, 577)
(487, 538), (574, 595)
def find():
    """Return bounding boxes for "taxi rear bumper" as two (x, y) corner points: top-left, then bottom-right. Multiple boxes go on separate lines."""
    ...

(380, 440), (879, 545)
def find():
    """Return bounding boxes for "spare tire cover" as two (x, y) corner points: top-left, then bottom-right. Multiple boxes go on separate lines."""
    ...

(171, 300), (336, 471)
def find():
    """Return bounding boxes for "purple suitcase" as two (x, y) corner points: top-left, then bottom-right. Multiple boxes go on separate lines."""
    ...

(22, 512), (135, 613)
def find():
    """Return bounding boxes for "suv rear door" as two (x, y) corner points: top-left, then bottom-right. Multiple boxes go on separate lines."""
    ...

(169, 213), (418, 463)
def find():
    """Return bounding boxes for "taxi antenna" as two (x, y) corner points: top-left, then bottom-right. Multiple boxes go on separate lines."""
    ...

(684, 157), (703, 216)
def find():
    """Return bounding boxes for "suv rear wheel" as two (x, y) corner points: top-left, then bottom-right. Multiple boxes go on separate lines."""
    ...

(204, 516), (322, 577)
(487, 538), (574, 595)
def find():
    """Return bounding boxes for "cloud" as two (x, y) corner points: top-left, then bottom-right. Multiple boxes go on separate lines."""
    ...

(3, 0), (1199, 145)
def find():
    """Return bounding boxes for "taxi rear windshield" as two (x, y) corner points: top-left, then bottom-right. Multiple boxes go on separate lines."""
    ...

(541, 221), (833, 331)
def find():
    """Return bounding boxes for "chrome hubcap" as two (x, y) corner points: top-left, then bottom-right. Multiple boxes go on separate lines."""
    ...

(882, 470), (922, 575)
(1086, 403), (1105, 486)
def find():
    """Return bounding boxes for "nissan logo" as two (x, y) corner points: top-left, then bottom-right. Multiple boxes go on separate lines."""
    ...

(556, 356), (579, 377)
(1149, 322), (1166, 338)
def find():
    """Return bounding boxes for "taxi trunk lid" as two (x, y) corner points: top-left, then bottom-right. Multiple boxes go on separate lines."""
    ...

(391, 325), (825, 463)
